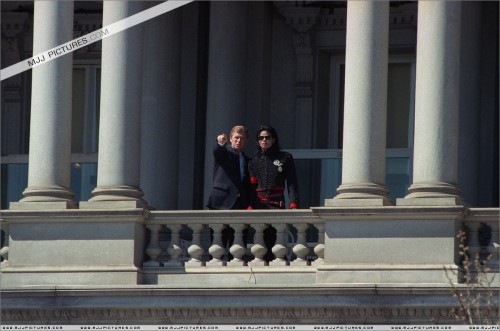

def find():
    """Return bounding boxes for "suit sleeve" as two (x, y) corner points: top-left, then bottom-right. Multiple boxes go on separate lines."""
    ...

(285, 153), (299, 208)
(213, 141), (228, 159)
(247, 158), (258, 208)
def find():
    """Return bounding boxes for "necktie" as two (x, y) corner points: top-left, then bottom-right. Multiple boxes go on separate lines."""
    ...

(239, 154), (245, 180)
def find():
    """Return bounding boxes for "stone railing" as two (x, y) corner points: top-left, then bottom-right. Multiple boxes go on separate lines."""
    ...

(139, 207), (499, 286)
(0, 207), (497, 287)
(142, 210), (324, 269)
(462, 208), (499, 273)
(0, 220), (8, 266)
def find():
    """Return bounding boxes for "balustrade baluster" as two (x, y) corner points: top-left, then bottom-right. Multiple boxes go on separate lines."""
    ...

(165, 224), (183, 267)
(312, 223), (325, 266)
(0, 224), (9, 266)
(464, 222), (480, 257)
(157, 227), (170, 265)
(249, 223), (268, 266)
(186, 224), (205, 267)
(486, 221), (499, 270)
(227, 223), (247, 267)
(291, 223), (310, 266)
(207, 223), (225, 267)
(463, 222), (483, 283)
(143, 224), (163, 267)
(270, 223), (288, 266)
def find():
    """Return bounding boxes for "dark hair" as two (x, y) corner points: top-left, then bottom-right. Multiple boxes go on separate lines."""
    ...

(256, 125), (280, 150)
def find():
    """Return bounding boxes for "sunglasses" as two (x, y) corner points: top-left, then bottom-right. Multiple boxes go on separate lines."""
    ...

(258, 135), (272, 141)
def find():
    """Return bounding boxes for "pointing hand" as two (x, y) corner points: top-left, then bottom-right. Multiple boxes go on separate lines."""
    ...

(217, 134), (227, 144)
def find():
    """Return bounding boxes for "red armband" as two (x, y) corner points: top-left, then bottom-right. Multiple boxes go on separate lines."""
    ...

(250, 176), (258, 184)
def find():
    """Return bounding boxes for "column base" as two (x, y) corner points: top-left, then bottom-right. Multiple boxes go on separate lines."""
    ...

(10, 201), (77, 210)
(80, 185), (149, 209)
(398, 182), (463, 206)
(10, 186), (77, 210)
(325, 182), (393, 206)
(397, 197), (463, 206)
(80, 200), (148, 209)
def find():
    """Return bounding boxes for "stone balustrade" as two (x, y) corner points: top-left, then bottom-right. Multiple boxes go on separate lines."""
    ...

(137, 207), (499, 286)
(0, 207), (497, 287)
(142, 210), (323, 269)
(462, 208), (499, 274)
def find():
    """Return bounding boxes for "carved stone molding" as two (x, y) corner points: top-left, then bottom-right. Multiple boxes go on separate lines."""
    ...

(277, 5), (320, 86)
(1, 12), (30, 38)
(278, 6), (320, 33)
(74, 14), (103, 54)
(1, 36), (22, 87)
(275, 4), (320, 149)
(1, 13), (30, 86)
(4, 306), (497, 324)
(292, 32), (314, 86)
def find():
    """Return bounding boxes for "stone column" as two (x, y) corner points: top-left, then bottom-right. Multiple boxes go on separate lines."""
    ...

(11, 1), (76, 210)
(141, 7), (182, 210)
(81, 1), (147, 209)
(326, 1), (391, 206)
(399, 2), (462, 206)
(203, 2), (248, 204)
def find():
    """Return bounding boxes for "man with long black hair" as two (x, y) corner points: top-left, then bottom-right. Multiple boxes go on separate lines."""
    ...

(248, 125), (299, 209)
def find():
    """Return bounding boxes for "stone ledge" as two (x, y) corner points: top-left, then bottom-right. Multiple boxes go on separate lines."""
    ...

(311, 205), (467, 220)
(1, 286), (498, 324)
(0, 208), (150, 223)
(1, 282), (498, 294)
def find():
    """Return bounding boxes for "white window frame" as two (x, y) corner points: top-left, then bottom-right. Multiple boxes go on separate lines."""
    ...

(2, 62), (100, 167)
(328, 54), (416, 153)
(73, 61), (101, 154)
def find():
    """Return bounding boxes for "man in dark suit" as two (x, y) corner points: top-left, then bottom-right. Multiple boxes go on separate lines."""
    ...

(207, 125), (253, 210)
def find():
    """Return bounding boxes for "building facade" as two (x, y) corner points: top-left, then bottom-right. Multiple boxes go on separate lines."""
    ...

(1, 0), (499, 325)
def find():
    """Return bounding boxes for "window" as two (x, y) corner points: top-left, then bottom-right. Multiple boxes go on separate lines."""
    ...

(1, 65), (100, 208)
(72, 64), (101, 153)
(290, 53), (415, 208)
(324, 54), (415, 150)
